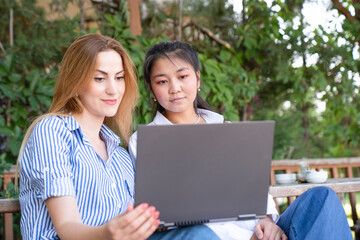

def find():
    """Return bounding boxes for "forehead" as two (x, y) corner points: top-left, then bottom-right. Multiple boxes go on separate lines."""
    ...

(151, 56), (193, 73)
(95, 50), (123, 69)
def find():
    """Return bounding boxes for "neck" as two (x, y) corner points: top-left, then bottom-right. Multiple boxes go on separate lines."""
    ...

(164, 109), (199, 124)
(73, 111), (104, 140)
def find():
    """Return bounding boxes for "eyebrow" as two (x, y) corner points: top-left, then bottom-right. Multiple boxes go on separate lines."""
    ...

(96, 69), (124, 75)
(152, 67), (190, 79)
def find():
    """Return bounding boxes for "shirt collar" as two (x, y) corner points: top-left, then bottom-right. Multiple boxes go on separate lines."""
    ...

(58, 115), (120, 145)
(58, 115), (81, 131)
(152, 108), (224, 125)
(100, 124), (121, 146)
(152, 111), (174, 125)
(197, 109), (224, 123)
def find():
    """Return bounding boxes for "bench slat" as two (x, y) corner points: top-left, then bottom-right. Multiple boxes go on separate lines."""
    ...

(0, 198), (21, 213)
(269, 178), (360, 198)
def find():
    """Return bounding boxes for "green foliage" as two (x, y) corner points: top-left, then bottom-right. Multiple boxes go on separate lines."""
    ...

(0, 53), (56, 163)
(0, 0), (79, 164)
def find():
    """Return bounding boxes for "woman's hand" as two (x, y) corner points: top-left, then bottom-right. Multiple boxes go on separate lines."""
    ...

(46, 196), (159, 240)
(251, 216), (287, 240)
(105, 203), (160, 240)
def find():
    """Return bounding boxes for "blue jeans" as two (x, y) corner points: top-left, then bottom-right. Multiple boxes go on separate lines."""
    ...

(277, 186), (353, 240)
(148, 225), (220, 240)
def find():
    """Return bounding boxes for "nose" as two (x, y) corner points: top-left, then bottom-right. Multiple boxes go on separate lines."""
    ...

(105, 78), (117, 95)
(169, 79), (181, 94)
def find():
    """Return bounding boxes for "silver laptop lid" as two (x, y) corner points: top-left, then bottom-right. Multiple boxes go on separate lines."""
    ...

(135, 121), (274, 227)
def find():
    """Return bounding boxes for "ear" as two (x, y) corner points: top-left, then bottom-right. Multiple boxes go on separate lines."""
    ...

(196, 71), (201, 90)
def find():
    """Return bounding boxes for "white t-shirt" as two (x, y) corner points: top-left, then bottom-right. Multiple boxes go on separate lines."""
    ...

(128, 109), (280, 240)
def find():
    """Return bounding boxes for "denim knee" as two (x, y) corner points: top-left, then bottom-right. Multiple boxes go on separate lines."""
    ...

(179, 225), (220, 239)
(304, 186), (337, 202)
(149, 225), (220, 240)
(278, 186), (350, 240)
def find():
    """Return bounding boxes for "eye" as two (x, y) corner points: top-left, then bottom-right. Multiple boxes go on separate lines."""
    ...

(116, 76), (125, 81)
(157, 80), (167, 84)
(179, 74), (188, 80)
(94, 77), (105, 82)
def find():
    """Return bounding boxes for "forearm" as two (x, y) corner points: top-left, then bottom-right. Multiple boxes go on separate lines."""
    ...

(56, 222), (107, 240)
(46, 197), (158, 240)
(46, 196), (109, 240)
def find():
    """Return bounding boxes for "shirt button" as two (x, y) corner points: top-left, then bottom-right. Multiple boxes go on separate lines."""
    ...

(44, 167), (49, 172)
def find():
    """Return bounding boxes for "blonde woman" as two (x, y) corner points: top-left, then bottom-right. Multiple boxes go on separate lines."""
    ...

(19, 34), (218, 240)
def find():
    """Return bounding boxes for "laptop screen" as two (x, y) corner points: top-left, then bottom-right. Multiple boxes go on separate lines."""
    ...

(135, 121), (274, 227)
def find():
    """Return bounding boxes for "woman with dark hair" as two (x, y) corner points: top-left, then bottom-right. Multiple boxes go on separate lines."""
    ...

(129, 40), (353, 240)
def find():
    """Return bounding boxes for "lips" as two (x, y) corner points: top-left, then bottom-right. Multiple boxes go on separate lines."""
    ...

(170, 97), (185, 103)
(102, 99), (117, 105)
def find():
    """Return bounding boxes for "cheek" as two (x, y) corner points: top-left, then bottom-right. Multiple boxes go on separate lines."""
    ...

(80, 86), (101, 102)
(151, 84), (165, 99)
(118, 81), (126, 95)
(185, 82), (198, 96)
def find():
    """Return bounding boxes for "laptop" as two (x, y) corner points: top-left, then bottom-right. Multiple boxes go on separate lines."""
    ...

(134, 121), (275, 228)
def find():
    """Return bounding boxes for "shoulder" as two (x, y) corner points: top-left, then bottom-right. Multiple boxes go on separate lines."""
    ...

(31, 115), (78, 142)
(22, 116), (75, 168)
(33, 115), (66, 134)
(197, 109), (224, 123)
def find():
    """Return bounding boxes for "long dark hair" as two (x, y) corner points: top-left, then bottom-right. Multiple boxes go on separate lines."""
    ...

(143, 40), (213, 113)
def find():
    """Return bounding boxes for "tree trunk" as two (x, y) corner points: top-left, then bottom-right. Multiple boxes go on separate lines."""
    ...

(177, 0), (182, 41)
(79, 0), (85, 31)
(127, 0), (142, 36)
(10, 8), (13, 46)
(242, 103), (248, 121)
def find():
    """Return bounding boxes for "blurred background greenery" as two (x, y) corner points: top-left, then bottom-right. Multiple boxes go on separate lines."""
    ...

(0, 0), (359, 167)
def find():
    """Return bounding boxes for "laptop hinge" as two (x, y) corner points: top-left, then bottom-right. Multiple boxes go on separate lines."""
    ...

(174, 219), (210, 226)
(158, 221), (175, 227)
(238, 214), (266, 220)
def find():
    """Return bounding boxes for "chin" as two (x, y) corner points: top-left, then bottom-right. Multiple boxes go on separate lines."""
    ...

(105, 107), (120, 116)
(107, 113), (118, 118)
(103, 111), (118, 118)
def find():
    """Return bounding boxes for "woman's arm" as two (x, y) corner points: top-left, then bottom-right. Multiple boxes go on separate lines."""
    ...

(46, 196), (159, 240)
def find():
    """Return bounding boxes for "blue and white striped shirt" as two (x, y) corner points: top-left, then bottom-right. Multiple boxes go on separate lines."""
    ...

(19, 115), (134, 239)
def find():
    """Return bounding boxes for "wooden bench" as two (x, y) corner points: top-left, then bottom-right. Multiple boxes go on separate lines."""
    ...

(1, 165), (18, 240)
(0, 198), (20, 240)
(269, 177), (360, 197)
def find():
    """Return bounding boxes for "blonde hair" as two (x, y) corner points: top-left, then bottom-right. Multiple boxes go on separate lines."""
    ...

(18, 33), (138, 163)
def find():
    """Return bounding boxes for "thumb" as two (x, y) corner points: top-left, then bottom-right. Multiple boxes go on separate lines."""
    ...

(254, 222), (264, 239)
(126, 203), (134, 213)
